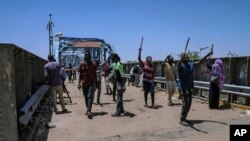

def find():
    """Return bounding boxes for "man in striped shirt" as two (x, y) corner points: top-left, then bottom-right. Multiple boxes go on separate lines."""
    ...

(138, 48), (156, 108)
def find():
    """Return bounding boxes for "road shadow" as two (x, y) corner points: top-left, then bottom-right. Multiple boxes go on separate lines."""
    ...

(123, 99), (135, 102)
(148, 105), (163, 109)
(93, 102), (114, 107)
(104, 93), (112, 95)
(92, 111), (108, 117)
(172, 103), (182, 107)
(100, 102), (112, 105)
(55, 110), (72, 114)
(188, 119), (227, 125)
(187, 119), (228, 134)
(122, 111), (136, 118)
(65, 102), (77, 105)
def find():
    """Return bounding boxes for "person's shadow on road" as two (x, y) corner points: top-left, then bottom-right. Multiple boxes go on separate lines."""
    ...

(122, 111), (136, 118)
(187, 119), (228, 134)
(123, 99), (135, 102)
(149, 105), (163, 109)
(92, 111), (108, 117)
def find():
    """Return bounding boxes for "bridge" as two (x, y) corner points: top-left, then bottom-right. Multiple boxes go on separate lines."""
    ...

(1, 44), (250, 141)
(26, 78), (250, 141)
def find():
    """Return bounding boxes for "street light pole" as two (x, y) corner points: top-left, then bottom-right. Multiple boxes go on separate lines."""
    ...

(47, 14), (54, 55)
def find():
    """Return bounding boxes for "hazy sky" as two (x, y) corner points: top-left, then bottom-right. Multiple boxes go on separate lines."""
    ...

(0, 0), (250, 61)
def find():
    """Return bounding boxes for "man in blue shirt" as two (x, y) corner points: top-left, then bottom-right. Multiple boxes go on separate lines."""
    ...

(44, 55), (69, 114)
(178, 51), (212, 126)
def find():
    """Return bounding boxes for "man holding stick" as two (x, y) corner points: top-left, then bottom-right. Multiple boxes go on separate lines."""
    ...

(138, 37), (156, 108)
(178, 47), (213, 126)
(162, 55), (177, 106)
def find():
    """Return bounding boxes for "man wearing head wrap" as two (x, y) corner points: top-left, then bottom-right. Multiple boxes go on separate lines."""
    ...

(138, 48), (156, 108)
(177, 50), (213, 126)
(78, 50), (97, 119)
(162, 55), (177, 106)
(207, 59), (225, 109)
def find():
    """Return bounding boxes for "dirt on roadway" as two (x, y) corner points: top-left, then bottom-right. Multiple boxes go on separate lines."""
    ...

(36, 79), (250, 141)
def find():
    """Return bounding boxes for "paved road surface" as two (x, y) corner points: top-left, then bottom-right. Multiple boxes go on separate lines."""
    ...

(42, 79), (250, 141)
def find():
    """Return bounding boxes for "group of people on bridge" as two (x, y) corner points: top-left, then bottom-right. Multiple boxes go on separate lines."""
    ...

(44, 45), (225, 126)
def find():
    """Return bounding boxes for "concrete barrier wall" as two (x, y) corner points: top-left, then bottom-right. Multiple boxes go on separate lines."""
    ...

(124, 56), (250, 86)
(0, 44), (47, 141)
(123, 57), (250, 105)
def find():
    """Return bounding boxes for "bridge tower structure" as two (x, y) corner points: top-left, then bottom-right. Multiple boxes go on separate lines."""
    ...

(53, 34), (114, 67)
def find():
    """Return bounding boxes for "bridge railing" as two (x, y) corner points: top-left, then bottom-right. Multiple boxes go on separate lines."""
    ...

(0, 44), (48, 141)
(19, 84), (50, 126)
(123, 74), (250, 104)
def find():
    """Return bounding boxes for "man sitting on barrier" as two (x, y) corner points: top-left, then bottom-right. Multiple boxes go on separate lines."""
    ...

(44, 55), (70, 114)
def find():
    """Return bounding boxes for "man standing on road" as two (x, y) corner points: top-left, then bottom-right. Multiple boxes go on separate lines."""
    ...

(177, 50), (213, 126)
(162, 55), (177, 106)
(127, 66), (135, 86)
(111, 53), (125, 117)
(103, 59), (113, 95)
(44, 55), (69, 114)
(133, 65), (140, 87)
(95, 59), (102, 106)
(78, 51), (97, 119)
(109, 61), (117, 102)
(68, 63), (73, 83)
(138, 48), (156, 108)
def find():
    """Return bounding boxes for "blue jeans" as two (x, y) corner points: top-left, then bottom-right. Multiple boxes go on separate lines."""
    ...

(180, 88), (192, 120)
(82, 85), (95, 112)
(95, 81), (101, 103)
(116, 82), (124, 114)
(143, 81), (155, 105)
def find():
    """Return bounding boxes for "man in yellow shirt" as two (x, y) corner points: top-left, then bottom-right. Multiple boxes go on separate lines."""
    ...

(162, 55), (177, 106)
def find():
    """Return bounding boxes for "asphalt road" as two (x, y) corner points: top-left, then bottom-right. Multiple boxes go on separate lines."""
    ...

(40, 79), (250, 141)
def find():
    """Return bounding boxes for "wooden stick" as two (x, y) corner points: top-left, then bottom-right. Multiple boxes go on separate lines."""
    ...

(184, 37), (190, 54)
(139, 36), (144, 49)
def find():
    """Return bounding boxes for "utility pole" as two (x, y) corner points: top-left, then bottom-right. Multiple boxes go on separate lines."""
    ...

(47, 14), (54, 55)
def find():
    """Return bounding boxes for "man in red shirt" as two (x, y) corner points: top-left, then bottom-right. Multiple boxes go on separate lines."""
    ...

(138, 48), (156, 108)
(78, 51), (97, 119)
